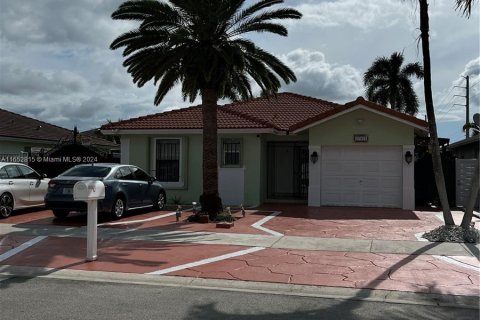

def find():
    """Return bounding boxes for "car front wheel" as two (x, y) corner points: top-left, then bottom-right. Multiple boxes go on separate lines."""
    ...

(52, 210), (69, 219)
(153, 192), (166, 210)
(111, 197), (125, 219)
(0, 193), (14, 218)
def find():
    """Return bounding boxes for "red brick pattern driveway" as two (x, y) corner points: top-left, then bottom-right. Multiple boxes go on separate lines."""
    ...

(1, 205), (478, 298)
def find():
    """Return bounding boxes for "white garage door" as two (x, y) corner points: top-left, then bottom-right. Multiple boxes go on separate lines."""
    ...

(321, 146), (402, 208)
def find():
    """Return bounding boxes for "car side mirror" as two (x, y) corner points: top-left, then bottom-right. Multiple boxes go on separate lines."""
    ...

(148, 176), (156, 184)
(41, 173), (48, 179)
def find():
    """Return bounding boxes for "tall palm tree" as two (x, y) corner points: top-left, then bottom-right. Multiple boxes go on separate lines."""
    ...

(412, 0), (476, 226)
(110, 0), (301, 216)
(455, 0), (478, 229)
(363, 52), (423, 115)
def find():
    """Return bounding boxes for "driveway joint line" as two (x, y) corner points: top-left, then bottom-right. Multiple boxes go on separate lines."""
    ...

(0, 236), (47, 262)
(251, 210), (284, 236)
(146, 246), (265, 275)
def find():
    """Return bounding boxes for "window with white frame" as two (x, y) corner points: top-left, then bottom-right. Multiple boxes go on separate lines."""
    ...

(155, 139), (180, 182)
(222, 138), (241, 167)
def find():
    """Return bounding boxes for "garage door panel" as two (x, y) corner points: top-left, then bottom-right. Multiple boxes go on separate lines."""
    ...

(324, 161), (342, 172)
(381, 161), (400, 175)
(343, 177), (360, 188)
(362, 162), (380, 174)
(323, 177), (340, 188)
(363, 192), (380, 205)
(362, 177), (379, 188)
(343, 192), (361, 205)
(381, 177), (401, 189)
(321, 146), (402, 208)
(381, 194), (400, 207)
(343, 162), (362, 175)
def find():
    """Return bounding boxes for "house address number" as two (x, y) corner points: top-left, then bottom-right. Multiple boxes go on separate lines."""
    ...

(354, 134), (368, 143)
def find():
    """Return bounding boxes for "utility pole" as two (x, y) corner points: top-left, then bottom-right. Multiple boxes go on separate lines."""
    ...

(465, 75), (470, 138)
(453, 75), (470, 139)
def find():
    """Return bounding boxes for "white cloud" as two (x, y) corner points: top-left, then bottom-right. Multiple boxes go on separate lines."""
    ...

(280, 48), (363, 102)
(0, 0), (128, 47)
(0, 61), (88, 95)
(291, 0), (414, 31)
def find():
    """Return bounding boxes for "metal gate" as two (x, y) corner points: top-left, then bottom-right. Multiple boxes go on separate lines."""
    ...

(267, 142), (308, 200)
(456, 158), (480, 209)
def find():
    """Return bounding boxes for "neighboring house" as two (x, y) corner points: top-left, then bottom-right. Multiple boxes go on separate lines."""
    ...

(446, 135), (479, 159)
(101, 93), (428, 210)
(0, 107), (71, 155)
(446, 135), (479, 209)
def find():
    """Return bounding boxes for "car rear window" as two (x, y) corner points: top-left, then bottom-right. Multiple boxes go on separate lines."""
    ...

(60, 166), (111, 178)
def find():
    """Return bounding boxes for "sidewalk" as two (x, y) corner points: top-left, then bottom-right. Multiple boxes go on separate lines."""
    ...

(1, 220), (479, 303)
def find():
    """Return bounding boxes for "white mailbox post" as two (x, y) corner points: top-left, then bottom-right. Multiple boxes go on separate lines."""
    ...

(73, 180), (105, 262)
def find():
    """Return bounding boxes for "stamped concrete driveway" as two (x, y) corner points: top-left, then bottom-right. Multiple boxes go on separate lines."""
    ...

(258, 204), (446, 241)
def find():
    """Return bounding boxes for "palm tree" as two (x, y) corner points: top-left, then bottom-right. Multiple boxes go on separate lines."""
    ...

(110, 0), (301, 216)
(456, 0), (476, 17)
(363, 52), (423, 115)
(456, 0), (478, 230)
(411, 0), (476, 226)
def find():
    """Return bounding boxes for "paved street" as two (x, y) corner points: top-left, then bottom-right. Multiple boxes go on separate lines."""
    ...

(1, 276), (477, 320)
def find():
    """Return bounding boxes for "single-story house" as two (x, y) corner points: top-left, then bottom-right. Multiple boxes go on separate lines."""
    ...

(0, 107), (72, 155)
(0, 108), (119, 159)
(446, 134), (479, 159)
(101, 93), (428, 210)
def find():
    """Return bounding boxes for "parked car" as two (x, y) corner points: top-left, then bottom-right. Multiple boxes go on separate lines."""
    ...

(0, 162), (49, 218)
(45, 163), (166, 219)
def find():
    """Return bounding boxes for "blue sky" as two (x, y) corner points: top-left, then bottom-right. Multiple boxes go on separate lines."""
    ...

(0, 0), (478, 143)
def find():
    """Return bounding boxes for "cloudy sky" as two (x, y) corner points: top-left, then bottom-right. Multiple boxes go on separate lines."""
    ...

(0, 0), (478, 143)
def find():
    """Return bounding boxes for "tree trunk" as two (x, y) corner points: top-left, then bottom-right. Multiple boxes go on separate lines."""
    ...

(419, 0), (455, 225)
(200, 88), (222, 216)
(461, 160), (479, 229)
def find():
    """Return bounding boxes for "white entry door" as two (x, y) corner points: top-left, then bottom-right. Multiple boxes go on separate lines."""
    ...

(321, 146), (402, 208)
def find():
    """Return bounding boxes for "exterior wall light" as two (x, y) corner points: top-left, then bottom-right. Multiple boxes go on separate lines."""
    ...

(404, 151), (413, 164)
(310, 151), (319, 164)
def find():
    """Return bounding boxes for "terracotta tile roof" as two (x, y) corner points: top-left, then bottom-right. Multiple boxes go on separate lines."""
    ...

(101, 93), (428, 132)
(102, 93), (340, 131)
(101, 105), (271, 130)
(0, 108), (71, 142)
(223, 92), (340, 131)
(290, 96), (428, 132)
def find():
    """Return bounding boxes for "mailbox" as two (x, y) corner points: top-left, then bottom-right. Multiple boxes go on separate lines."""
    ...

(73, 181), (105, 201)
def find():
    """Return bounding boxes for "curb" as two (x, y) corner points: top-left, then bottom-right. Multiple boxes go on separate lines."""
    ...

(1, 265), (478, 310)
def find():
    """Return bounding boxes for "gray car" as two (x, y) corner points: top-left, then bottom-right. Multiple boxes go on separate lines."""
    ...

(45, 163), (166, 219)
(0, 162), (49, 218)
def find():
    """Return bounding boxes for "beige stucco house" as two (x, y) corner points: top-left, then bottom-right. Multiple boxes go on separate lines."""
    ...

(101, 93), (428, 210)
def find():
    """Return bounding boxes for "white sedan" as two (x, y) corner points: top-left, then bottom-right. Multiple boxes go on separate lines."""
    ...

(0, 162), (49, 218)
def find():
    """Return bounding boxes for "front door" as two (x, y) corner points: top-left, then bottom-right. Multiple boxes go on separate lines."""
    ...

(267, 142), (308, 200)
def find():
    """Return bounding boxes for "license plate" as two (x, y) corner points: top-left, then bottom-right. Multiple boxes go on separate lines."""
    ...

(62, 188), (73, 195)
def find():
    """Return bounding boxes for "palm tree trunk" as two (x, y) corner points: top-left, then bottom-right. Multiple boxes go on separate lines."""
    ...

(201, 88), (222, 217)
(419, 0), (455, 225)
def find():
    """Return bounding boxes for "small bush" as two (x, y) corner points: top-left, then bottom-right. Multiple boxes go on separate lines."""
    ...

(214, 207), (235, 223)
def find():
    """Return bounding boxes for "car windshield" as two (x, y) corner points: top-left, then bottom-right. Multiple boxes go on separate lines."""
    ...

(60, 166), (111, 178)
